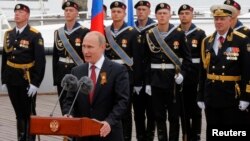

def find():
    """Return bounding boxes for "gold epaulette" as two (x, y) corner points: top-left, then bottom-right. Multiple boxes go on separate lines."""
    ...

(233, 30), (246, 38)
(30, 27), (39, 33)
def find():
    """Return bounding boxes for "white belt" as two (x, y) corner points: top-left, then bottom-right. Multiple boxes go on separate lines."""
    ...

(151, 63), (175, 69)
(192, 58), (200, 63)
(59, 57), (74, 63)
(112, 59), (125, 64)
(178, 58), (200, 63)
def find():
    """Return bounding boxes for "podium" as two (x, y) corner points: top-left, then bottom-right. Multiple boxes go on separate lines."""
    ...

(30, 116), (103, 137)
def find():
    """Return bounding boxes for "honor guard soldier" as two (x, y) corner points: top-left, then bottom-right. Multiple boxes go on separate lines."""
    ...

(197, 4), (250, 140)
(53, 0), (89, 113)
(145, 3), (192, 141)
(224, 0), (250, 37)
(133, 1), (156, 141)
(1, 3), (46, 141)
(178, 4), (206, 141)
(105, 1), (141, 141)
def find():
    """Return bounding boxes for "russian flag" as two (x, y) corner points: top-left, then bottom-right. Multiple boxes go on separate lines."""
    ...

(91, 0), (104, 34)
(122, 0), (134, 26)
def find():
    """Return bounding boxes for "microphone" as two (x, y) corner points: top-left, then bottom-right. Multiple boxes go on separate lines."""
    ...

(67, 76), (93, 115)
(79, 76), (94, 95)
(50, 74), (78, 117)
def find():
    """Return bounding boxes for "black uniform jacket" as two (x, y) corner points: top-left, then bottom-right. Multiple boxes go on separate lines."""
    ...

(145, 24), (192, 89)
(105, 22), (141, 86)
(53, 22), (89, 85)
(1, 25), (46, 87)
(62, 58), (130, 141)
(180, 23), (206, 85)
(134, 18), (157, 85)
(198, 28), (250, 108)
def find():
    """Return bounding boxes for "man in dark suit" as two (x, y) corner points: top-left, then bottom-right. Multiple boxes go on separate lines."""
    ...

(197, 4), (250, 140)
(62, 31), (130, 141)
(1, 3), (46, 141)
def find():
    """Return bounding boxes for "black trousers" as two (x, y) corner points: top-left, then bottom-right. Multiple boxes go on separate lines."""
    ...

(205, 105), (240, 141)
(7, 84), (36, 141)
(121, 86), (133, 141)
(133, 86), (155, 141)
(7, 84), (36, 120)
(181, 83), (202, 141)
(151, 86), (180, 141)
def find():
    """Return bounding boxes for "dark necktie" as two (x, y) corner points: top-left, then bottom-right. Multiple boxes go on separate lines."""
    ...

(16, 30), (20, 37)
(89, 65), (96, 104)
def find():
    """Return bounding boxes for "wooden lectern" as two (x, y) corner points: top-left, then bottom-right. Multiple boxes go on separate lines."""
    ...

(30, 116), (103, 137)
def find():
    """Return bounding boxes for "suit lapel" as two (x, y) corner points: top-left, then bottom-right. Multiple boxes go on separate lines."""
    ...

(92, 58), (112, 105)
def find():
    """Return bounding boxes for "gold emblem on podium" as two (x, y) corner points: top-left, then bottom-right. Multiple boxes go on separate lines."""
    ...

(50, 120), (60, 132)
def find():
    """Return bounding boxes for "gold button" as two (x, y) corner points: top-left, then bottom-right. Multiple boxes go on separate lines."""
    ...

(65, 65), (68, 68)
(14, 48), (16, 50)
(216, 76), (220, 80)
(12, 56), (15, 59)
(222, 73), (225, 75)
(222, 66), (225, 69)
(212, 66), (215, 69)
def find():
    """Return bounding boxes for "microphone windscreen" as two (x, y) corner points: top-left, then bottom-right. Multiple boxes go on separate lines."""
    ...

(61, 74), (79, 92)
(78, 76), (94, 95)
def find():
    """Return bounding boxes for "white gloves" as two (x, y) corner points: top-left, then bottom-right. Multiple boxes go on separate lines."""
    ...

(145, 85), (152, 96)
(27, 84), (38, 97)
(197, 101), (205, 110)
(239, 101), (250, 111)
(174, 73), (184, 84)
(133, 86), (142, 95)
(2, 84), (7, 91)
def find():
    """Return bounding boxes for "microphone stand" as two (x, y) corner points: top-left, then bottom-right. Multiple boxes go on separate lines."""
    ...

(50, 85), (66, 117)
(67, 83), (83, 116)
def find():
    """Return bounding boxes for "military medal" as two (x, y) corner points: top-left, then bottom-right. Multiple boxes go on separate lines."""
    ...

(192, 39), (197, 47)
(75, 38), (81, 46)
(100, 72), (107, 85)
(224, 47), (239, 60)
(173, 41), (179, 49)
(137, 35), (141, 43)
(122, 39), (127, 48)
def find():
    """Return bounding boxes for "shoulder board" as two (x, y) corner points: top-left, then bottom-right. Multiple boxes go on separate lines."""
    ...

(177, 27), (182, 31)
(7, 28), (13, 32)
(233, 30), (247, 38)
(30, 27), (39, 33)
